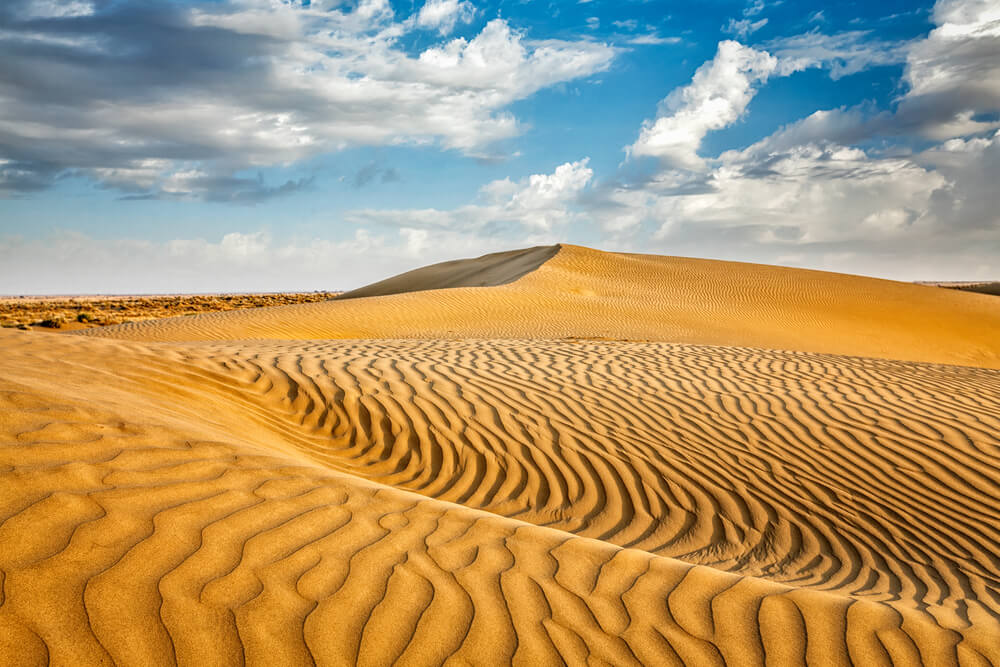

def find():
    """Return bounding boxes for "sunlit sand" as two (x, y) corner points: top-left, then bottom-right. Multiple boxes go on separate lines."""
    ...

(2, 245), (998, 664)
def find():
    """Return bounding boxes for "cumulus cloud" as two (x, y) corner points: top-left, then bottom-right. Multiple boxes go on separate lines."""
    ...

(599, 1), (1000, 279)
(0, 1), (616, 199)
(593, 133), (1000, 279)
(415, 0), (476, 35)
(648, 144), (947, 243)
(895, 0), (1000, 139)
(348, 159), (593, 232)
(629, 41), (781, 168)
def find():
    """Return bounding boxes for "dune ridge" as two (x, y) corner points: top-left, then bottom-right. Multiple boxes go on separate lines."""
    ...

(79, 244), (1000, 369)
(335, 245), (560, 300)
(2, 327), (999, 664)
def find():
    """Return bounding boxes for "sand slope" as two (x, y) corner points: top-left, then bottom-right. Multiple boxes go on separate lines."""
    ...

(336, 245), (559, 300)
(4, 246), (1000, 664)
(79, 244), (1000, 368)
(2, 327), (999, 664)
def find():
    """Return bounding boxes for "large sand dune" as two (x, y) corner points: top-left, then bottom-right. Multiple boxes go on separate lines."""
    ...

(80, 244), (1000, 368)
(3, 245), (1000, 664)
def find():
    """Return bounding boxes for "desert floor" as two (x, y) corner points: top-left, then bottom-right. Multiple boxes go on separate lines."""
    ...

(1, 244), (999, 665)
(0, 292), (342, 331)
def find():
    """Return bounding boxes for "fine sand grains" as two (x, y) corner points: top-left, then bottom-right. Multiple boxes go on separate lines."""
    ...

(1, 328), (999, 665)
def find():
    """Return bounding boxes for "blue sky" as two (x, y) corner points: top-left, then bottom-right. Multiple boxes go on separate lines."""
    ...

(1, 0), (998, 293)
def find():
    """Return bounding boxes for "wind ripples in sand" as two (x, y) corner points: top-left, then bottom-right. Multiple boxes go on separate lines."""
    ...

(2, 331), (999, 664)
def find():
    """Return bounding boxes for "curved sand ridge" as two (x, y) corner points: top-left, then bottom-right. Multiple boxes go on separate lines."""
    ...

(336, 245), (561, 300)
(2, 328), (999, 664)
(79, 244), (1000, 368)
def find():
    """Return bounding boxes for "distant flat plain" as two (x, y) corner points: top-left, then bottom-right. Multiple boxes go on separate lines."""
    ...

(0, 292), (341, 330)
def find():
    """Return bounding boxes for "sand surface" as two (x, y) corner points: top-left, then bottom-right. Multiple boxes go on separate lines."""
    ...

(0, 292), (341, 330)
(2, 245), (999, 664)
(80, 244), (1000, 369)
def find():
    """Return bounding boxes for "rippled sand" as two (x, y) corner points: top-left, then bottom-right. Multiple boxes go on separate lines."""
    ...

(2, 245), (999, 665)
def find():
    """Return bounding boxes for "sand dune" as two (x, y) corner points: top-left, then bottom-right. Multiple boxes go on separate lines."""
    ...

(3, 329), (999, 663)
(3, 246), (1000, 664)
(80, 244), (1000, 369)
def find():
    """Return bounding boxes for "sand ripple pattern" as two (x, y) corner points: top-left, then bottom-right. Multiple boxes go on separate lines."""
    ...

(2, 331), (999, 663)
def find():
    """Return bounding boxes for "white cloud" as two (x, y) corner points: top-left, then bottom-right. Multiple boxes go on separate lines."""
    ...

(743, 0), (766, 18)
(629, 41), (780, 168)
(897, 0), (1000, 139)
(409, 21), (614, 97)
(932, 0), (1000, 30)
(765, 30), (909, 80)
(761, 0), (1000, 138)
(597, 6), (1000, 279)
(723, 18), (768, 39)
(649, 143), (947, 243)
(347, 159), (593, 232)
(415, 0), (476, 35)
(628, 33), (682, 46)
(0, 3), (617, 197)
(916, 131), (1000, 234)
(17, 0), (93, 19)
(592, 133), (1000, 279)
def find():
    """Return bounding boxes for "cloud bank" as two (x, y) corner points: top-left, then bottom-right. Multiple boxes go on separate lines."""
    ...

(0, 0), (615, 200)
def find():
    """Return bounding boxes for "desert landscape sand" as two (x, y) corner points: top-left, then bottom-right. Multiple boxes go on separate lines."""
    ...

(82, 244), (1000, 369)
(1, 244), (999, 665)
(0, 292), (341, 331)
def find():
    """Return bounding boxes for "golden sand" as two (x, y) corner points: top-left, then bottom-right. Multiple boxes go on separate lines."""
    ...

(80, 244), (1000, 368)
(1, 245), (999, 664)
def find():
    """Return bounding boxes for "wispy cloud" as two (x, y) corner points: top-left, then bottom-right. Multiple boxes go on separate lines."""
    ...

(723, 17), (769, 39)
(347, 162), (400, 189)
(628, 33), (682, 46)
(764, 30), (908, 80)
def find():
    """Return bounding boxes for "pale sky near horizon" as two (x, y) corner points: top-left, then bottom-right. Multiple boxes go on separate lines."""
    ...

(1, 0), (998, 293)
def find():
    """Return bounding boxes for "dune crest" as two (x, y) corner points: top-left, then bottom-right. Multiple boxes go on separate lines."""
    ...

(336, 245), (560, 300)
(79, 244), (1000, 368)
